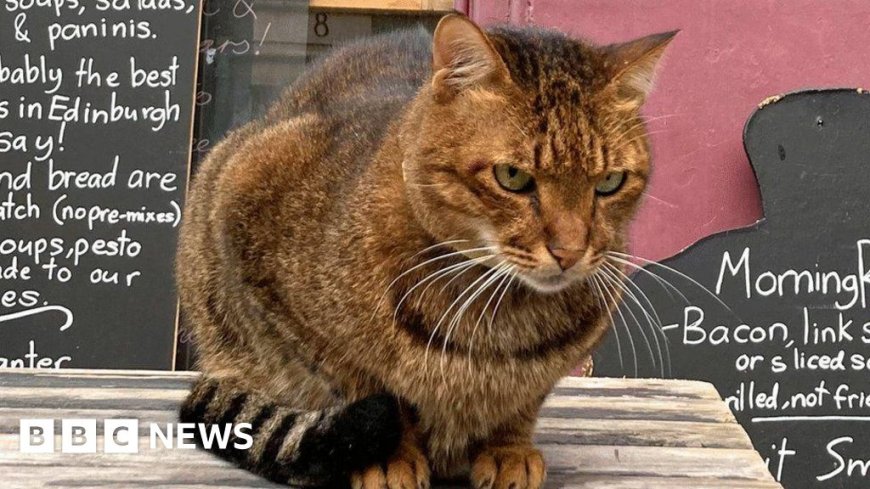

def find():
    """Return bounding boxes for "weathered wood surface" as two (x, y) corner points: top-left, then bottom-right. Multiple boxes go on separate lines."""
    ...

(0, 369), (781, 488)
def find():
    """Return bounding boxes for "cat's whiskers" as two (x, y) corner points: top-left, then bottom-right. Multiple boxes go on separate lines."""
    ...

(590, 272), (624, 371)
(603, 112), (682, 141)
(600, 262), (664, 377)
(417, 254), (498, 306)
(423, 261), (505, 379)
(643, 192), (677, 208)
(603, 249), (740, 375)
(393, 254), (497, 323)
(505, 117), (530, 139)
(607, 250), (735, 316)
(440, 262), (511, 379)
(411, 238), (471, 259)
(609, 129), (670, 155)
(603, 258), (672, 376)
(464, 268), (516, 381)
(371, 245), (499, 323)
(466, 264), (516, 369)
(629, 112), (683, 128)
(426, 263), (504, 365)
(597, 115), (633, 143)
(605, 114), (678, 150)
(505, 261), (534, 272)
(596, 268), (639, 377)
(599, 265), (658, 373)
(442, 260), (510, 350)
(487, 269), (517, 334)
(395, 246), (497, 286)
(606, 254), (686, 303)
(408, 182), (450, 187)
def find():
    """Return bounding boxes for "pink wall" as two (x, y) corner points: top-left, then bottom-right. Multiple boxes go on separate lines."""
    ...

(462, 0), (870, 261)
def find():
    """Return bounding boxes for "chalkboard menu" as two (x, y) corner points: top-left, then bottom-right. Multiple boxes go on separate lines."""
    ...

(0, 1), (201, 368)
(595, 89), (870, 488)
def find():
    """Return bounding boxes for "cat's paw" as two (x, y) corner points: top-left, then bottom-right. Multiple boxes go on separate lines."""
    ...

(470, 445), (546, 489)
(351, 444), (430, 489)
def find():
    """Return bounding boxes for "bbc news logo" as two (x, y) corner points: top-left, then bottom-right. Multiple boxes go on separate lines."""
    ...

(19, 419), (253, 453)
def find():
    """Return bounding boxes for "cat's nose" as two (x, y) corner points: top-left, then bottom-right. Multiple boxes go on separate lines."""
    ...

(547, 246), (583, 271)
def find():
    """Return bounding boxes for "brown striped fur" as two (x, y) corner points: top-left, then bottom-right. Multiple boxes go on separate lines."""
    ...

(176, 14), (675, 489)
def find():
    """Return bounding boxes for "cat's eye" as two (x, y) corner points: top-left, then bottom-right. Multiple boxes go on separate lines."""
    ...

(595, 171), (627, 196)
(494, 164), (534, 192)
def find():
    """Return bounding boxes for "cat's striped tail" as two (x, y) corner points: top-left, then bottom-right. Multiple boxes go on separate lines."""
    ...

(179, 376), (402, 487)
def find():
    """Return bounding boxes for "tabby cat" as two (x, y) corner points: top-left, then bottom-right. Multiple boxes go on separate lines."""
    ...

(177, 13), (674, 489)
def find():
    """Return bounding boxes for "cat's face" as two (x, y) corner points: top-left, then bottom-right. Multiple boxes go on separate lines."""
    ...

(403, 16), (675, 293)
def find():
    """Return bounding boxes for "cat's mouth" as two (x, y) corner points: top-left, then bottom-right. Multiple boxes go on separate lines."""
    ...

(509, 253), (606, 294)
(454, 236), (603, 293)
(515, 266), (587, 293)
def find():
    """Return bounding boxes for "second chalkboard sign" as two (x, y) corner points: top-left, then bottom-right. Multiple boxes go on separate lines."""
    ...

(595, 89), (870, 489)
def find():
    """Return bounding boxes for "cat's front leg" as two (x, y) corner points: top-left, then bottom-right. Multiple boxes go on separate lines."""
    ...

(351, 403), (430, 489)
(469, 408), (546, 489)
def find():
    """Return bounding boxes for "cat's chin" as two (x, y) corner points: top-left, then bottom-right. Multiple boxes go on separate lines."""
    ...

(517, 272), (577, 294)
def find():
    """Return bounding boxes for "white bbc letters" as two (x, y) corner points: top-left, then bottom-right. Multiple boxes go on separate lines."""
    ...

(19, 419), (54, 453)
(61, 419), (97, 453)
(104, 419), (139, 453)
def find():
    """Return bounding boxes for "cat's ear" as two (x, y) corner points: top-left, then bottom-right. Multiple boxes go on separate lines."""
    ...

(431, 14), (510, 96)
(603, 30), (678, 108)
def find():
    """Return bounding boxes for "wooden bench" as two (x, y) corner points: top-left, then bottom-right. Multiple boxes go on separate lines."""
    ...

(0, 369), (781, 488)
